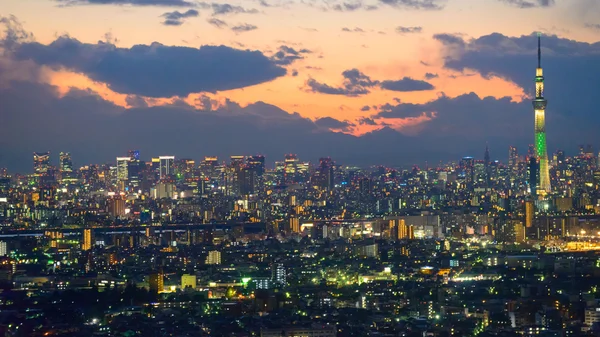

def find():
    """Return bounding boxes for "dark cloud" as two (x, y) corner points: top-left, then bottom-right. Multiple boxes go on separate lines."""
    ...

(499, 0), (555, 8)
(424, 72), (438, 79)
(207, 18), (228, 28)
(378, 0), (444, 10)
(360, 105), (371, 111)
(306, 68), (377, 96)
(161, 9), (199, 26)
(198, 2), (259, 15)
(307, 69), (433, 96)
(585, 23), (600, 30)
(271, 45), (311, 65)
(395, 26), (422, 34)
(56, 0), (195, 6)
(380, 77), (434, 91)
(433, 33), (466, 47)
(435, 32), (600, 128)
(342, 27), (365, 33)
(314, 117), (354, 131)
(231, 23), (258, 33)
(12, 36), (284, 97)
(292, 69), (298, 76)
(357, 117), (377, 125)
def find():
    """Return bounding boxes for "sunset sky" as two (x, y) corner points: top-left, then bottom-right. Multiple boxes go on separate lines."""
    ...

(2, 0), (600, 171)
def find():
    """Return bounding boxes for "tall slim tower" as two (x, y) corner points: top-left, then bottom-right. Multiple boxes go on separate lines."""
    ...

(533, 34), (551, 195)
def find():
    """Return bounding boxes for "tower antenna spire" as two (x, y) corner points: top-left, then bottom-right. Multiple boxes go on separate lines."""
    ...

(537, 32), (541, 68)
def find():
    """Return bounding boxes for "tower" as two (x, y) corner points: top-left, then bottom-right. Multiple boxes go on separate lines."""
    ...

(533, 33), (551, 195)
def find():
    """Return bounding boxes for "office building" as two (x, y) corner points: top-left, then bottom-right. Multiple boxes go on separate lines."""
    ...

(206, 250), (221, 265)
(181, 274), (197, 290)
(82, 229), (93, 251)
(33, 152), (50, 175)
(272, 263), (286, 286)
(247, 155), (265, 176)
(159, 156), (175, 179)
(149, 272), (164, 293)
(116, 157), (130, 182)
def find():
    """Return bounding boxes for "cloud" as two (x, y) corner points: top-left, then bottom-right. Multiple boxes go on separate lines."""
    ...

(395, 26), (422, 34)
(306, 68), (376, 96)
(374, 92), (531, 137)
(380, 77), (434, 91)
(332, 1), (363, 11)
(207, 18), (228, 28)
(358, 117), (377, 125)
(434, 31), (600, 124)
(499, 0), (555, 8)
(12, 36), (284, 97)
(2, 78), (449, 172)
(56, 0), (195, 6)
(585, 23), (600, 30)
(314, 117), (354, 131)
(231, 23), (258, 33)
(161, 9), (199, 26)
(342, 27), (365, 33)
(433, 33), (466, 47)
(379, 0), (444, 10)
(198, 2), (259, 15)
(424, 72), (438, 79)
(360, 105), (371, 111)
(270, 45), (311, 65)
(307, 69), (434, 96)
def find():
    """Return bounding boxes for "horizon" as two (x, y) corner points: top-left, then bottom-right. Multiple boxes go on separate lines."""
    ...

(2, 0), (600, 172)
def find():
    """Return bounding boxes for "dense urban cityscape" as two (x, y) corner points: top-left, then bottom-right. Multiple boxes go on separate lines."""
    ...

(3, 0), (600, 336)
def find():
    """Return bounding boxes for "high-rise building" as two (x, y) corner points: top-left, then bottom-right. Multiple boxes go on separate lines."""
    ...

(460, 157), (475, 187)
(116, 157), (130, 182)
(533, 34), (551, 195)
(230, 156), (245, 169)
(271, 263), (286, 286)
(0, 242), (6, 256)
(128, 150), (140, 161)
(284, 154), (299, 183)
(159, 156), (174, 179)
(108, 196), (126, 217)
(525, 200), (534, 228)
(509, 146), (518, 170)
(149, 272), (164, 293)
(247, 155), (265, 176)
(33, 152), (50, 175)
(528, 156), (539, 197)
(484, 146), (491, 188)
(315, 157), (335, 190)
(238, 167), (256, 195)
(82, 228), (93, 251)
(206, 250), (221, 265)
(289, 216), (300, 233)
(59, 152), (73, 174)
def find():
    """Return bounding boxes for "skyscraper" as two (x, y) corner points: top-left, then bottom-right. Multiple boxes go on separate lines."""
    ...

(533, 34), (551, 194)
(508, 146), (518, 170)
(116, 157), (130, 182)
(33, 152), (50, 175)
(59, 152), (73, 174)
(159, 156), (174, 179)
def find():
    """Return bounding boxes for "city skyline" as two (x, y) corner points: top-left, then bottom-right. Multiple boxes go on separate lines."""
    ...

(2, 0), (600, 171)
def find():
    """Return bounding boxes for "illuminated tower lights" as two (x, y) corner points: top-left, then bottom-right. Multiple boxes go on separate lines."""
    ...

(533, 33), (551, 195)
